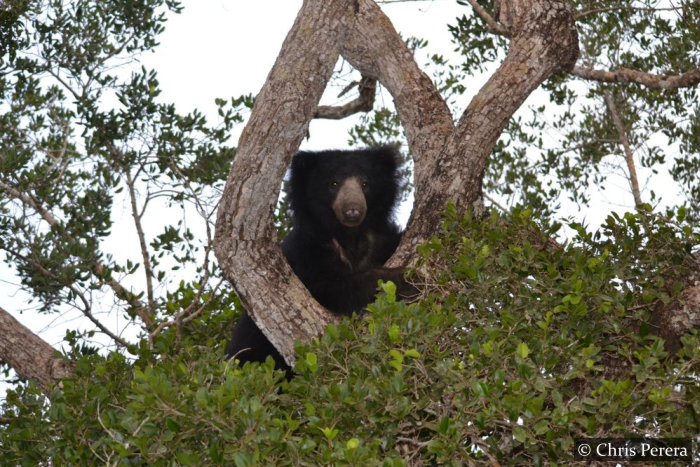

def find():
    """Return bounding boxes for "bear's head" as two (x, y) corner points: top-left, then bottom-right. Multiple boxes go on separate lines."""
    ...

(287, 147), (401, 234)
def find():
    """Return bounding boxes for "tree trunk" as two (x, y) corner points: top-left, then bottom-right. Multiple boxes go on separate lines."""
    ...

(214, 0), (360, 365)
(0, 306), (74, 394)
(214, 0), (579, 366)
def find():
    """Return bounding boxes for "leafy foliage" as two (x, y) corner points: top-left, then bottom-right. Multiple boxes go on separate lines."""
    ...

(2, 208), (698, 464)
(0, 0), (250, 352)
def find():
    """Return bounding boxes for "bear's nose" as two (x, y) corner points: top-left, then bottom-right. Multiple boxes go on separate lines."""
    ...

(344, 206), (362, 222)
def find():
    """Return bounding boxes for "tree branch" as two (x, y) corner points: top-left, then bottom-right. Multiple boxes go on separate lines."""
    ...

(0, 305), (74, 394)
(3, 247), (131, 348)
(604, 91), (643, 208)
(315, 76), (377, 119)
(464, 0), (509, 36)
(464, 0), (699, 92)
(125, 168), (156, 315)
(393, 0), (579, 264)
(572, 65), (700, 90)
(340, 0), (454, 182)
(0, 180), (60, 226)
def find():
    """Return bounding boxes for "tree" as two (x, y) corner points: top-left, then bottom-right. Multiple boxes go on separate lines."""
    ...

(1, 0), (698, 464)
(1, 0), (243, 384)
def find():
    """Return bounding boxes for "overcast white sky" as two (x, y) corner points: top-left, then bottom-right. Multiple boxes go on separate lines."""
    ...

(141, 0), (466, 149)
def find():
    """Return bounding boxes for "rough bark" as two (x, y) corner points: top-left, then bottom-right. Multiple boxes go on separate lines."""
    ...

(649, 255), (700, 353)
(0, 306), (74, 394)
(214, 0), (579, 366)
(214, 0), (359, 365)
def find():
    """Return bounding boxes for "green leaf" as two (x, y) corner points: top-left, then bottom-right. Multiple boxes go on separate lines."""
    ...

(512, 426), (528, 443)
(404, 348), (420, 358)
(320, 425), (339, 441)
(305, 352), (318, 373)
(516, 342), (530, 359)
(346, 438), (360, 449)
(388, 324), (400, 343)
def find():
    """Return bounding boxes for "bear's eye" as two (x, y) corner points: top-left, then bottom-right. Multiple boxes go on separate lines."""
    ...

(330, 181), (339, 189)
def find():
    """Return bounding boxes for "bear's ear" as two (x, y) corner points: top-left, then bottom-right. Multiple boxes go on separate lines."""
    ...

(288, 151), (320, 202)
(372, 146), (401, 174)
(289, 151), (317, 192)
(290, 151), (319, 173)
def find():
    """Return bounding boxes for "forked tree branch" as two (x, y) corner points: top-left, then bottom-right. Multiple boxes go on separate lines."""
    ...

(214, 0), (579, 365)
(392, 0), (578, 264)
(466, 0), (699, 91)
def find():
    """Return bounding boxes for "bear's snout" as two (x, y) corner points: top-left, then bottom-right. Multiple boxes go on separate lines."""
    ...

(332, 177), (367, 227)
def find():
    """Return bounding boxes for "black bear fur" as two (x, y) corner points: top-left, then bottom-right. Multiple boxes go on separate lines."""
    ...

(226, 147), (411, 374)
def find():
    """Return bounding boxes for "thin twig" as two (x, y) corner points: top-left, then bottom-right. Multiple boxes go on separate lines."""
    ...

(4, 247), (131, 348)
(146, 158), (220, 343)
(465, 0), (509, 36)
(603, 91), (643, 208)
(0, 179), (154, 332)
(125, 169), (156, 315)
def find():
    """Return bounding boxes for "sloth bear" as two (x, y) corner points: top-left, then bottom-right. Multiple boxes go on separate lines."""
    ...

(226, 146), (412, 374)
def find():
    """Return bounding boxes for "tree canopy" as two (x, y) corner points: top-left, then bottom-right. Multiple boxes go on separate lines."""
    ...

(1, 0), (698, 464)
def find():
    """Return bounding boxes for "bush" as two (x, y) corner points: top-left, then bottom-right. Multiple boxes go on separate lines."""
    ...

(2, 208), (698, 465)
